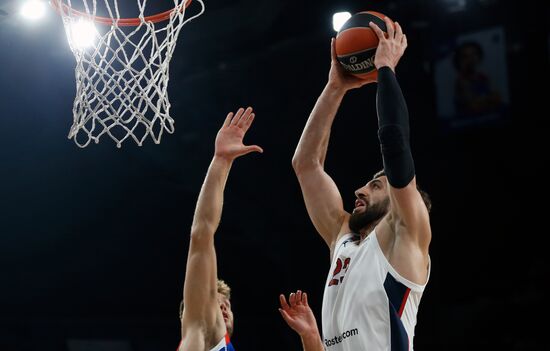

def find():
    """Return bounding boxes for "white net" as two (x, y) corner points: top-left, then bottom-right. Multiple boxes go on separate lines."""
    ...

(53, 0), (205, 147)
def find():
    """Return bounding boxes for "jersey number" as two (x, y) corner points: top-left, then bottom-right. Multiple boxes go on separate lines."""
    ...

(328, 257), (351, 286)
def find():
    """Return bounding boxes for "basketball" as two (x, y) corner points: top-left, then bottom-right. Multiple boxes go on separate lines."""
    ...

(335, 11), (394, 81)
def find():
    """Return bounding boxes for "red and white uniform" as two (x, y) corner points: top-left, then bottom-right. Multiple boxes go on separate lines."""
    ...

(322, 231), (430, 351)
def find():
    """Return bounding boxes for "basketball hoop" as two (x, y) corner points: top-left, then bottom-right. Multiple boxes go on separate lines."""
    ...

(51, 0), (205, 148)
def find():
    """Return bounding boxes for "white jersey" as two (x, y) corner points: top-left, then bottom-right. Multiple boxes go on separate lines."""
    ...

(322, 231), (430, 351)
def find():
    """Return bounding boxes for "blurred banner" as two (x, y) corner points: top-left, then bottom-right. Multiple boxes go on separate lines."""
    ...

(433, 26), (509, 130)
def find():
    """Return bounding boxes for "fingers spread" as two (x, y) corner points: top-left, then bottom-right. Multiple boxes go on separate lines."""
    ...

(231, 108), (245, 125)
(289, 292), (296, 307)
(279, 294), (290, 310)
(237, 107), (253, 127)
(394, 21), (403, 41)
(223, 112), (233, 127)
(296, 290), (302, 305)
(241, 145), (263, 156)
(369, 21), (385, 40)
(279, 308), (291, 323)
(243, 113), (255, 132)
(384, 17), (394, 39)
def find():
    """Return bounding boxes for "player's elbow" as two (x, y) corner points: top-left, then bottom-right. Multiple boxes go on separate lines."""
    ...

(190, 224), (216, 243)
(292, 155), (321, 176)
(291, 153), (305, 172)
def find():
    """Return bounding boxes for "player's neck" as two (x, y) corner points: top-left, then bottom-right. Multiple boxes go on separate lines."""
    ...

(359, 221), (379, 240)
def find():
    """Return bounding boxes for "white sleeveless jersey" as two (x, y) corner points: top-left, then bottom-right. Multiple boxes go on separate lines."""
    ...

(322, 231), (430, 351)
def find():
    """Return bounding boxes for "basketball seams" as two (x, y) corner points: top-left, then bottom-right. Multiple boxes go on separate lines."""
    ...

(338, 11), (387, 33)
(336, 27), (379, 54)
(336, 26), (373, 37)
(337, 47), (377, 58)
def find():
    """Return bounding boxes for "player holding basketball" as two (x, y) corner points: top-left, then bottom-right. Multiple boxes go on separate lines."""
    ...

(292, 17), (432, 350)
(178, 107), (262, 351)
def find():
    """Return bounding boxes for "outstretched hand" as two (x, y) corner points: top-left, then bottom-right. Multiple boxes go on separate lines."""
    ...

(214, 107), (263, 161)
(328, 38), (375, 91)
(369, 17), (407, 72)
(279, 290), (320, 338)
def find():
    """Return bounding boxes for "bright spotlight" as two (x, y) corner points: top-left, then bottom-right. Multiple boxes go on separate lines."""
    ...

(20, 0), (46, 20)
(333, 12), (351, 32)
(68, 18), (99, 49)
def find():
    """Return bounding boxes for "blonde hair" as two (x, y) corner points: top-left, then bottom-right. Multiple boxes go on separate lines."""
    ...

(217, 279), (231, 299)
(179, 279), (231, 318)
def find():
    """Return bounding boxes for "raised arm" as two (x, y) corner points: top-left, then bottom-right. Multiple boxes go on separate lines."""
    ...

(292, 39), (373, 249)
(181, 108), (262, 343)
(370, 19), (431, 250)
(279, 291), (325, 351)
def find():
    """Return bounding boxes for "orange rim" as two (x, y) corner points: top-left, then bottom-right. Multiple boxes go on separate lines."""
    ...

(50, 0), (193, 26)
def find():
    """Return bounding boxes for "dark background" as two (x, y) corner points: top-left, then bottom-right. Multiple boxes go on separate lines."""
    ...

(0, 0), (548, 350)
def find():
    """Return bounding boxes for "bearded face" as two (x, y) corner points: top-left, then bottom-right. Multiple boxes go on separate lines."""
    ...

(349, 192), (390, 234)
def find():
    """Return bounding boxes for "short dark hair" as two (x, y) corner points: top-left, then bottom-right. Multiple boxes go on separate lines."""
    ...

(373, 170), (432, 212)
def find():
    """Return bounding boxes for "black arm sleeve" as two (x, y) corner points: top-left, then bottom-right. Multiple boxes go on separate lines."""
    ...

(376, 66), (415, 188)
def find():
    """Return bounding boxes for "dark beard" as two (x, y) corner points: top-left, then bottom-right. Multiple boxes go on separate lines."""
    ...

(349, 197), (390, 234)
